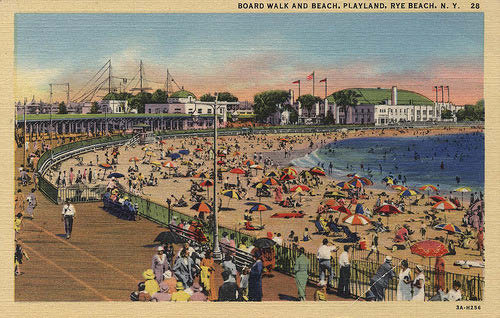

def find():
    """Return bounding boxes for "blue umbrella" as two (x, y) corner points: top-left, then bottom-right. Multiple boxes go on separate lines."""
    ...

(107, 172), (124, 178)
(179, 149), (190, 155)
(168, 153), (181, 160)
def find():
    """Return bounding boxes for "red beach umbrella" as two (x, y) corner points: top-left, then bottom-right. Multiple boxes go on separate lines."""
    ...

(432, 200), (457, 211)
(230, 168), (246, 175)
(290, 185), (311, 192)
(430, 195), (446, 202)
(410, 240), (449, 258)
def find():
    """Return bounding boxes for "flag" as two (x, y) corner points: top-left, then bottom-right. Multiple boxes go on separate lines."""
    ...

(319, 78), (327, 83)
(292, 80), (300, 84)
(307, 72), (314, 80)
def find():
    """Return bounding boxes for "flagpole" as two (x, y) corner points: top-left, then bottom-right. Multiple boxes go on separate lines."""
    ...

(312, 71), (315, 96)
(325, 79), (327, 100)
(298, 81), (301, 98)
(440, 85), (444, 103)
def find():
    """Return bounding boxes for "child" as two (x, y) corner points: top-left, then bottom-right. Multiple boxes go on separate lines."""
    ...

(314, 281), (327, 301)
(302, 228), (311, 242)
(240, 266), (250, 301)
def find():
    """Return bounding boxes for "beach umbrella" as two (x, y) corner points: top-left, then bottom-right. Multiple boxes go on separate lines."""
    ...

(392, 185), (407, 191)
(430, 195), (446, 203)
(243, 159), (256, 166)
(330, 205), (352, 216)
(266, 171), (279, 177)
(221, 190), (242, 200)
(221, 190), (242, 208)
(232, 151), (241, 156)
(168, 153), (181, 160)
(279, 138), (289, 142)
(217, 153), (226, 158)
(280, 173), (296, 181)
(375, 204), (402, 226)
(200, 180), (214, 187)
(343, 213), (370, 232)
(454, 186), (472, 205)
(419, 184), (438, 203)
(253, 238), (276, 249)
(290, 185), (311, 192)
(168, 146), (175, 151)
(359, 177), (374, 186)
(250, 164), (263, 170)
(154, 231), (186, 244)
(151, 161), (161, 166)
(145, 151), (155, 157)
(382, 176), (394, 185)
(261, 177), (279, 186)
(410, 240), (449, 268)
(159, 140), (166, 145)
(399, 189), (419, 197)
(194, 172), (208, 179)
(434, 223), (462, 242)
(162, 161), (175, 168)
(282, 167), (298, 175)
(179, 149), (190, 155)
(217, 160), (226, 165)
(99, 163), (112, 169)
(336, 181), (353, 190)
(191, 201), (212, 214)
(248, 203), (273, 226)
(195, 148), (203, 152)
(310, 167), (326, 176)
(107, 172), (125, 179)
(419, 184), (438, 192)
(129, 157), (140, 162)
(348, 178), (365, 188)
(142, 146), (152, 151)
(230, 168), (246, 175)
(432, 200), (457, 211)
(322, 198), (338, 207)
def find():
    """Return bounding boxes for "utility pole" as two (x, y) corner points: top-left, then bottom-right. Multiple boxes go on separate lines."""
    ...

(67, 83), (70, 109)
(23, 101), (27, 167)
(140, 60), (143, 92)
(108, 59), (112, 94)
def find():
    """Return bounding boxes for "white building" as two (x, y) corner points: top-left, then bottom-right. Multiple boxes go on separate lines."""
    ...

(98, 100), (131, 114)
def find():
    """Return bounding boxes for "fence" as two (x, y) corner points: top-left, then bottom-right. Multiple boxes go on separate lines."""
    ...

(121, 190), (483, 301)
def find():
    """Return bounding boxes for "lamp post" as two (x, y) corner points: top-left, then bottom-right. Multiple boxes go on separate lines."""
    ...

(190, 94), (237, 261)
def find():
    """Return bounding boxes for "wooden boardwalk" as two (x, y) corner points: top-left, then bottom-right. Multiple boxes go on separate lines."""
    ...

(15, 190), (351, 302)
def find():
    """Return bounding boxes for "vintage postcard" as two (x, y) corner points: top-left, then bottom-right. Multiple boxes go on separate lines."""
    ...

(1, 0), (498, 316)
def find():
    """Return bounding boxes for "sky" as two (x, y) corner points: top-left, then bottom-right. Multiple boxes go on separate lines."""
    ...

(15, 13), (483, 104)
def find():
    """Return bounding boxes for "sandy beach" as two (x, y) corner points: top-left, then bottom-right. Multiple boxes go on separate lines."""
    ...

(48, 126), (484, 277)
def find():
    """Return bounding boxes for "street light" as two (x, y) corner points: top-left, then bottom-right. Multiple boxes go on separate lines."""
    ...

(190, 93), (237, 262)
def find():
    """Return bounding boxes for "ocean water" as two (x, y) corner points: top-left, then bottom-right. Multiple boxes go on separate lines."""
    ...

(291, 133), (484, 193)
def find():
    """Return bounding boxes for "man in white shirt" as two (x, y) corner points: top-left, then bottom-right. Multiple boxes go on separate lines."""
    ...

(338, 245), (351, 297)
(61, 200), (76, 239)
(317, 238), (337, 288)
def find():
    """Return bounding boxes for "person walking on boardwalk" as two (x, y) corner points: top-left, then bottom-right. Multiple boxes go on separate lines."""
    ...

(25, 188), (37, 219)
(248, 251), (263, 301)
(294, 247), (309, 301)
(337, 245), (351, 298)
(152, 246), (169, 284)
(61, 199), (76, 239)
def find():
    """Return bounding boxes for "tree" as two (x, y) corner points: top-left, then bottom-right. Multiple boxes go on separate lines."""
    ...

(200, 93), (216, 102)
(456, 99), (484, 121)
(90, 101), (100, 114)
(151, 89), (168, 104)
(441, 109), (453, 120)
(253, 90), (290, 122)
(323, 110), (335, 124)
(57, 102), (68, 114)
(103, 92), (132, 100)
(297, 94), (322, 117)
(330, 90), (361, 123)
(287, 107), (298, 124)
(127, 92), (152, 113)
(217, 92), (239, 102)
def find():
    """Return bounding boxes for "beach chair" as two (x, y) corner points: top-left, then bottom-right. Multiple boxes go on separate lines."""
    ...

(314, 220), (327, 235)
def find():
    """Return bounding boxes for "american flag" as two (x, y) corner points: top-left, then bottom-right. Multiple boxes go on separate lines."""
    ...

(307, 72), (314, 80)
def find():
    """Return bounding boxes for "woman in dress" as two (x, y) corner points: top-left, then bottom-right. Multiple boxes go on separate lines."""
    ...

(396, 260), (412, 301)
(248, 251), (263, 301)
(411, 265), (426, 301)
(152, 246), (169, 284)
(200, 250), (217, 301)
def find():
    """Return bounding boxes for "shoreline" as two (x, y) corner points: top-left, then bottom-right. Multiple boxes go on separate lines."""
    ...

(48, 125), (484, 277)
